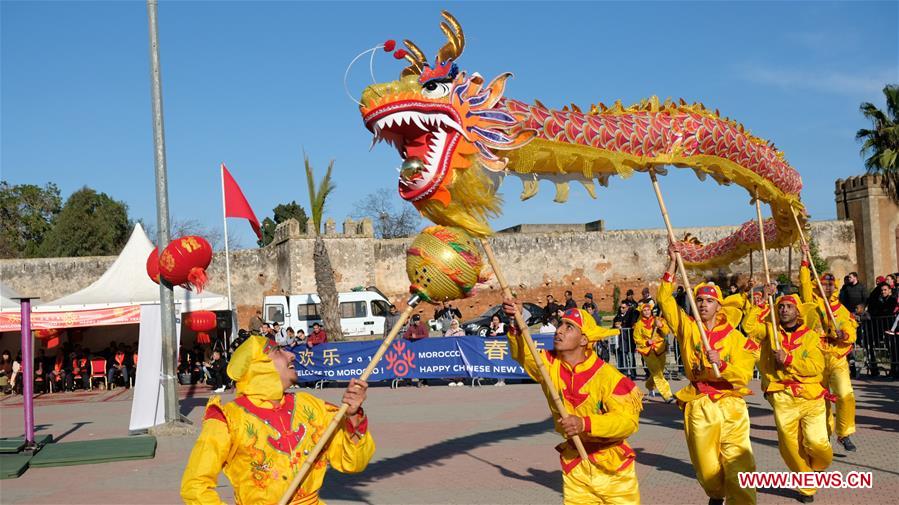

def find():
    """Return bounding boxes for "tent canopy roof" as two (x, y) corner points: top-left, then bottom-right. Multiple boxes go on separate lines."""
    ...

(36, 224), (229, 313)
(0, 282), (22, 312)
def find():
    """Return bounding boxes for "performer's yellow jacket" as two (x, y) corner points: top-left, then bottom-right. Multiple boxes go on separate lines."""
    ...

(658, 274), (757, 403)
(798, 263), (858, 359)
(181, 336), (375, 505)
(632, 316), (670, 356)
(743, 303), (826, 400)
(507, 324), (642, 475)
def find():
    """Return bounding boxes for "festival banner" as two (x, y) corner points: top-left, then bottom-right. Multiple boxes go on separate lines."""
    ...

(0, 305), (143, 332)
(289, 335), (555, 382)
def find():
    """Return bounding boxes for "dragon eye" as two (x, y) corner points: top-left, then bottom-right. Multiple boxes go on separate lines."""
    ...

(421, 81), (451, 99)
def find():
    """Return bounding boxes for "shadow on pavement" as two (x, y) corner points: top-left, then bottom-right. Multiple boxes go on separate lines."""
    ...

(54, 421), (93, 442)
(466, 452), (562, 494)
(321, 417), (554, 504)
(633, 447), (697, 479)
(180, 396), (210, 418)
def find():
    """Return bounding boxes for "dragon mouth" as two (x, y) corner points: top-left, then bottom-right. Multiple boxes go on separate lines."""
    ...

(365, 102), (467, 201)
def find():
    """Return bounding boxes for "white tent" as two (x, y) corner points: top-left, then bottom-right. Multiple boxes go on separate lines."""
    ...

(36, 223), (229, 313)
(0, 282), (22, 313)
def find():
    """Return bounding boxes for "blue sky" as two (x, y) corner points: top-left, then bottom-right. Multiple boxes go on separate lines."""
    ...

(2, 1), (897, 249)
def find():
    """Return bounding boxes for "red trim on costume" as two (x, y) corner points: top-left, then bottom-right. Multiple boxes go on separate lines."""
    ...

(801, 260), (810, 267)
(345, 408), (369, 436)
(616, 442), (636, 471)
(693, 380), (734, 402)
(204, 404), (227, 424)
(706, 323), (733, 351)
(783, 354), (794, 366)
(662, 272), (674, 283)
(640, 317), (654, 329)
(582, 416), (591, 434)
(558, 358), (604, 408)
(743, 338), (760, 351)
(779, 326), (809, 352)
(613, 376), (636, 395)
(560, 455), (581, 474)
(235, 394), (306, 455)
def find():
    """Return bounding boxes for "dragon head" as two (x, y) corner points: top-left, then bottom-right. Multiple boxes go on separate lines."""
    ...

(360, 11), (534, 237)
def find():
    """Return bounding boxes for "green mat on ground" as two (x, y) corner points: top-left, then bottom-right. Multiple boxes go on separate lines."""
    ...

(0, 454), (33, 479)
(0, 434), (54, 453)
(29, 436), (156, 468)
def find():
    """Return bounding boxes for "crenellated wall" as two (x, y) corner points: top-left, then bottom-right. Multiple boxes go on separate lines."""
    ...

(1, 219), (856, 328)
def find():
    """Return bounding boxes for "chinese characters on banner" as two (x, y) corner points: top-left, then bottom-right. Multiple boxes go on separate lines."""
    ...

(288, 335), (555, 381)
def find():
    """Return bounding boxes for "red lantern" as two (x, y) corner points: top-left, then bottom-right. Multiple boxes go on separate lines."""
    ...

(146, 247), (161, 284)
(185, 310), (217, 345)
(35, 329), (59, 340)
(159, 236), (213, 292)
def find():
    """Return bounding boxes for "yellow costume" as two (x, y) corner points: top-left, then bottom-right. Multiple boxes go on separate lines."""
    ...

(658, 274), (757, 504)
(181, 335), (375, 505)
(632, 310), (673, 401)
(799, 262), (858, 440)
(508, 308), (643, 504)
(746, 294), (832, 497)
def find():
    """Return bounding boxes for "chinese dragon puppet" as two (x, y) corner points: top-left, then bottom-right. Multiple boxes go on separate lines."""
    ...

(359, 11), (806, 269)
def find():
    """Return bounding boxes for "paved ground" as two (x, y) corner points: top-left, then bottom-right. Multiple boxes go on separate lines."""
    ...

(1, 377), (897, 504)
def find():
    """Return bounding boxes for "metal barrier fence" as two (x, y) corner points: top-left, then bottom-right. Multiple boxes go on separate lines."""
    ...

(593, 328), (684, 381)
(596, 314), (899, 381)
(856, 314), (899, 377)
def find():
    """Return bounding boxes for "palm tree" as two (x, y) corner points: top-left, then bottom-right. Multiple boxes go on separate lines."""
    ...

(856, 84), (899, 203)
(304, 154), (343, 340)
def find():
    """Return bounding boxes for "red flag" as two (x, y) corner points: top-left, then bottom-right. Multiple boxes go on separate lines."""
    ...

(221, 164), (262, 240)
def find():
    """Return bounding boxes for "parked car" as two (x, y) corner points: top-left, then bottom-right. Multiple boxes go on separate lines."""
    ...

(263, 287), (391, 337)
(462, 303), (545, 336)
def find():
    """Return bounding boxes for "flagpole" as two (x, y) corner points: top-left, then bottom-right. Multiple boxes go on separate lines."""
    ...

(220, 164), (235, 318)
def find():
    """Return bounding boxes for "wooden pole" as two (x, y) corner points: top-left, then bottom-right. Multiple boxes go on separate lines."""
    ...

(648, 172), (720, 378)
(479, 238), (591, 462)
(753, 192), (781, 351)
(278, 295), (420, 505)
(789, 207), (840, 330)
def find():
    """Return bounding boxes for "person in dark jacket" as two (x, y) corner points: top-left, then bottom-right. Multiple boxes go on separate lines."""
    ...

(867, 283), (898, 317)
(544, 295), (560, 319)
(839, 272), (868, 312)
(563, 290), (577, 310)
(208, 350), (229, 392)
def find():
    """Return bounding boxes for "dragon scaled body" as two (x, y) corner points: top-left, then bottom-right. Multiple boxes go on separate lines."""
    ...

(360, 11), (806, 269)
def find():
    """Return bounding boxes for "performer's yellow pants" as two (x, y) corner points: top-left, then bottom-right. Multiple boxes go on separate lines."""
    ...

(823, 354), (855, 439)
(683, 395), (756, 504)
(563, 460), (640, 505)
(770, 392), (833, 497)
(643, 353), (672, 400)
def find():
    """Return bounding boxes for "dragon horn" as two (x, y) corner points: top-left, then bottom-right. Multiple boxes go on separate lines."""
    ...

(441, 11), (464, 50)
(400, 40), (427, 77)
(436, 11), (464, 62)
(403, 40), (427, 67)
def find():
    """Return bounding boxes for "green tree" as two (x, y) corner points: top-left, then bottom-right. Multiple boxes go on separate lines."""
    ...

(856, 84), (899, 203)
(808, 239), (829, 278)
(257, 201), (309, 247)
(304, 155), (343, 340)
(0, 181), (62, 258)
(40, 187), (130, 257)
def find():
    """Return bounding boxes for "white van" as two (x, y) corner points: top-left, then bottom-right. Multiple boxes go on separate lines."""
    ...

(262, 289), (392, 337)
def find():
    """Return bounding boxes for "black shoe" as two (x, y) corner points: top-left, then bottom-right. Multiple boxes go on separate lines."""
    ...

(838, 436), (857, 452)
(797, 493), (814, 503)
(708, 498), (724, 505)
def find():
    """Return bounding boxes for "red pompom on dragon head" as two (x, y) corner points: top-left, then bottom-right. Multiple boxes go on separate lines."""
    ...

(360, 11), (808, 270)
